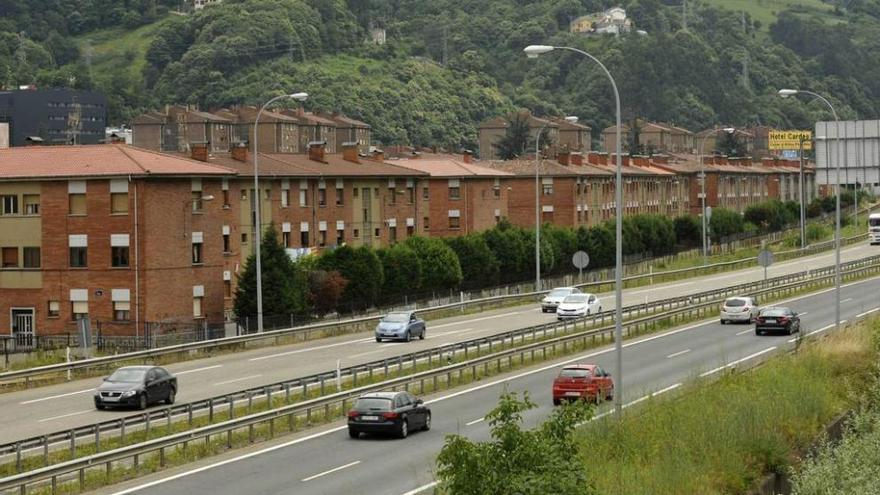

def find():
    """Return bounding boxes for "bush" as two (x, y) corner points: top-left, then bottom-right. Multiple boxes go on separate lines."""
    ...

(806, 223), (830, 243)
(576, 224), (615, 268)
(376, 244), (422, 302)
(709, 207), (745, 242)
(484, 225), (531, 283)
(317, 245), (384, 312)
(307, 270), (348, 317)
(404, 236), (463, 290)
(234, 225), (308, 319)
(445, 234), (500, 289)
(674, 215), (702, 248)
(541, 225), (579, 274)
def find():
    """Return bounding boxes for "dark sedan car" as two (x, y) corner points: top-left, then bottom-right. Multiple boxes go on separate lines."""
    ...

(347, 391), (431, 439)
(755, 307), (801, 336)
(94, 366), (177, 410)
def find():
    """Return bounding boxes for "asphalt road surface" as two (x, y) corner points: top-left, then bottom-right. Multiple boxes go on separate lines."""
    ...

(97, 273), (880, 495)
(0, 242), (875, 444)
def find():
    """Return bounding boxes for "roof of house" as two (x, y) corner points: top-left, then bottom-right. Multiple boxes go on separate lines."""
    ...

(0, 145), (235, 180)
(390, 155), (514, 177)
(323, 113), (371, 129)
(186, 152), (427, 178)
(485, 159), (579, 177)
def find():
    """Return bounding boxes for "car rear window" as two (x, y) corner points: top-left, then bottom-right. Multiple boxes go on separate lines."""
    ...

(724, 298), (747, 307)
(558, 368), (591, 378)
(760, 308), (788, 317)
(549, 289), (571, 297)
(354, 398), (392, 411)
(563, 295), (587, 303)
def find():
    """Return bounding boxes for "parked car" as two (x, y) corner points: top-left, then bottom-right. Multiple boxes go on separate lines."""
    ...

(347, 391), (431, 439)
(755, 307), (801, 336)
(552, 364), (613, 405)
(94, 365), (177, 410)
(556, 293), (602, 320)
(720, 296), (759, 324)
(375, 311), (426, 342)
(541, 287), (582, 313)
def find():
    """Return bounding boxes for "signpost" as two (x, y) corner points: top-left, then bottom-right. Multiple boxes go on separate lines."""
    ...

(705, 206), (713, 255)
(769, 130), (812, 151)
(757, 249), (774, 281)
(572, 250), (590, 282)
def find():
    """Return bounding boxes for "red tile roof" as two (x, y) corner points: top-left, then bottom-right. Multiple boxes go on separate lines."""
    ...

(185, 152), (428, 178)
(389, 156), (513, 177)
(0, 145), (235, 180)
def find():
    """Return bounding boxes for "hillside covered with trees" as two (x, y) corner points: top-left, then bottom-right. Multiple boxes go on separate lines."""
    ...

(2, 0), (879, 153)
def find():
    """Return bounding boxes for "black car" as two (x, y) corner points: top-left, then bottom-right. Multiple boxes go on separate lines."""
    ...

(94, 366), (177, 410)
(347, 391), (431, 439)
(755, 307), (801, 336)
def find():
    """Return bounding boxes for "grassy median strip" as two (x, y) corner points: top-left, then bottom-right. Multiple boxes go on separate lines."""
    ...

(9, 270), (877, 493)
(575, 316), (880, 495)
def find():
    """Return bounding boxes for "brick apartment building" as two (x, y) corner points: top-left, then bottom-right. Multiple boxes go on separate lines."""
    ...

(477, 111), (592, 161)
(0, 145), (235, 347)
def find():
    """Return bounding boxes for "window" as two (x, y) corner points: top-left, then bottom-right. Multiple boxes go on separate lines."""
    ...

(449, 216), (461, 229)
(23, 195), (39, 215)
(191, 191), (204, 212)
(193, 297), (203, 318)
(223, 233), (231, 252)
(319, 230), (327, 247)
(299, 188), (308, 207)
(48, 301), (60, 318)
(389, 187), (397, 204)
(374, 228), (381, 238)
(224, 280), (232, 298)
(241, 232), (248, 244)
(23, 247), (40, 268)
(493, 184), (501, 198)
(301, 231), (309, 247)
(111, 192), (128, 214)
(264, 188), (270, 200)
(336, 229), (345, 245)
(423, 186), (429, 200)
(424, 216), (430, 230)
(113, 301), (130, 321)
(112, 246), (129, 267)
(71, 301), (89, 320)
(192, 241), (203, 264)
(281, 189), (290, 207)
(336, 188), (344, 206)
(283, 231), (291, 248)
(240, 189), (248, 201)
(2, 247), (17, 267)
(1, 195), (18, 215)
(353, 188), (359, 198)
(69, 235), (88, 268)
(407, 225), (414, 237)
(449, 185), (460, 199)
(353, 229), (360, 238)
(69, 193), (86, 215)
(318, 189), (327, 206)
(389, 226), (397, 243)
(542, 183), (554, 195)
(223, 189), (230, 207)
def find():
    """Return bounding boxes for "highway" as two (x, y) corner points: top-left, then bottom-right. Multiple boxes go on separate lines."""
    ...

(0, 241), (875, 444)
(96, 269), (880, 495)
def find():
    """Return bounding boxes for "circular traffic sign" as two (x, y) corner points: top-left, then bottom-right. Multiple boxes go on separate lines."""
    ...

(757, 249), (774, 268)
(572, 250), (590, 269)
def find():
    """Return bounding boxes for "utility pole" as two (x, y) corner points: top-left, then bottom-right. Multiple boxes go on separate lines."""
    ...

(682, 0), (687, 30)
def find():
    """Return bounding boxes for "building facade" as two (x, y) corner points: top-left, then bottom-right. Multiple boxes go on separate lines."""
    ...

(0, 89), (107, 147)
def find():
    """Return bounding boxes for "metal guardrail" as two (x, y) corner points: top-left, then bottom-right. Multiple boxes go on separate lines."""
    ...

(3, 259), (879, 494)
(2, 254), (879, 476)
(0, 233), (869, 388)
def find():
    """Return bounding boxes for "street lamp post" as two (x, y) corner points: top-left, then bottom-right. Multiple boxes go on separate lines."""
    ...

(699, 127), (735, 265)
(778, 88), (841, 329)
(254, 92), (308, 333)
(525, 44), (624, 415)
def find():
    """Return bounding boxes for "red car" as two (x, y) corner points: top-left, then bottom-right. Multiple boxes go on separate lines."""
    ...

(552, 364), (614, 405)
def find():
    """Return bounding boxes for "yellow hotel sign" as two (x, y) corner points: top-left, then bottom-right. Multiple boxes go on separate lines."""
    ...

(769, 130), (812, 151)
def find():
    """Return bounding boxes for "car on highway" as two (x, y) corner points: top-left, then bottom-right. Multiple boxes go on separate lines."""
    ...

(719, 296), (759, 324)
(556, 293), (602, 320)
(94, 365), (177, 410)
(375, 311), (426, 342)
(552, 364), (613, 405)
(755, 306), (801, 336)
(347, 391), (431, 439)
(541, 287), (582, 313)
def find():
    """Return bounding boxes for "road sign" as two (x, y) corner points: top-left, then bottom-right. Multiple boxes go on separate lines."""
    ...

(769, 130), (812, 151)
(706, 206), (712, 221)
(572, 251), (590, 269)
(757, 249), (774, 281)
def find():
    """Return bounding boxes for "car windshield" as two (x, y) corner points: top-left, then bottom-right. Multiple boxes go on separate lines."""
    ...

(725, 298), (747, 307)
(354, 398), (393, 411)
(549, 289), (571, 297)
(383, 313), (410, 323)
(563, 295), (588, 303)
(559, 368), (591, 378)
(107, 368), (147, 383)
(761, 308), (789, 317)
(870, 218), (880, 227)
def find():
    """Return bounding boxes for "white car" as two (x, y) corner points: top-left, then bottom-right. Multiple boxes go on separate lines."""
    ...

(720, 296), (759, 324)
(556, 293), (602, 320)
(541, 287), (582, 313)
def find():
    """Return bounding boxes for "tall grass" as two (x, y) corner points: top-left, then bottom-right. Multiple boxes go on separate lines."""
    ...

(574, 319), (878, 495)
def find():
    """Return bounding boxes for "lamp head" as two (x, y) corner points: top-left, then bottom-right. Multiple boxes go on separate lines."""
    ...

(202, 195), (215, 201)
(564, 116), (579, 123)
(777, 89), (798, 98)
(289, 92), (309, 101)
(523, 45), (554, 58)
(722, 127), (736, 134)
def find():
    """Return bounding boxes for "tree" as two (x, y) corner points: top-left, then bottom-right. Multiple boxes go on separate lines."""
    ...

(404, 236), (463, 290)
(307, 270), (348, 317)
(484, 224), (531, 283)
(709, 207), (745, 242)
(716, 131), (745, 156)
(234, 224), (308, 319)
(317, 245), (384, 312)
(437, 392), (596, 495)
(577, 224), (615, 269)
(445, 235), (500, 289)
(493, 113), (531, 160)
(674, 215), (702, 247)
(541, 225), (578, 274)
(376, 244), (422, 302)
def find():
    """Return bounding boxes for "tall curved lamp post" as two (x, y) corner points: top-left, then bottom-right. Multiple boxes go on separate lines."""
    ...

(777, 88), (841, 329)
(253, 92), (308, 333)
(525, 44), (624, 415)
(698, 127), (735, 265)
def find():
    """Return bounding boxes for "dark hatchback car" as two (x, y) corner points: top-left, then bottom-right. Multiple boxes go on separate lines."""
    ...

(94, 366), (177, 410)
(755, 307), (801, 336)
(347, 391), (431, 439)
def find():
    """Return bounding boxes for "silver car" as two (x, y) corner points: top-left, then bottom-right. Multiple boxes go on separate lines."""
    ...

(375, 311), (426, 342)
(541, 287), (582, 313)
(720, 296), (759, 324)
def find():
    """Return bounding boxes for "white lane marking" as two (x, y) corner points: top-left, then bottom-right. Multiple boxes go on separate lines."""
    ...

(799, 312), (809, 316)
(841, 298), (854, 303)
(20, 388), (95, 405)
(465, 417), (484, 426)
(401, 481), (439, 495)
(699, 347), (777, 378)
(858, 308), (880, 318)
(432, 312), (522, 329)
(37, 410), (93, 423)
(300, 460), (361, 482)
(666, 349), (691, 359)
(736, 329), (753, 336)
(175, 365), (223, 375)
(629, 281), (692, 295)
(348, 348), (387, 359)
(249, 339), (374, 361)
(214, 375), (262, 386)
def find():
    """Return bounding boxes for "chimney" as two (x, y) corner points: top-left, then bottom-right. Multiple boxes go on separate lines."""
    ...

(632, 156), (649, 167)
(231, 142), (248, 162)
(462, 150), (473, 164)
(371, 149), (385, 162)
(556, 152), (570, 166)
(308, 141), (327, 163)
(651, 154), (669, 165)
(342, 142), (359, 164)
(570, 153), (583, 166)
(597, 153), (608, 166)
(587, 152), (600, 166)
(191, 142), (208, 162)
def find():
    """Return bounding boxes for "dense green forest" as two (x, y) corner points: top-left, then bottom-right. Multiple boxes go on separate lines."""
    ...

(2, 0), (879, 152)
